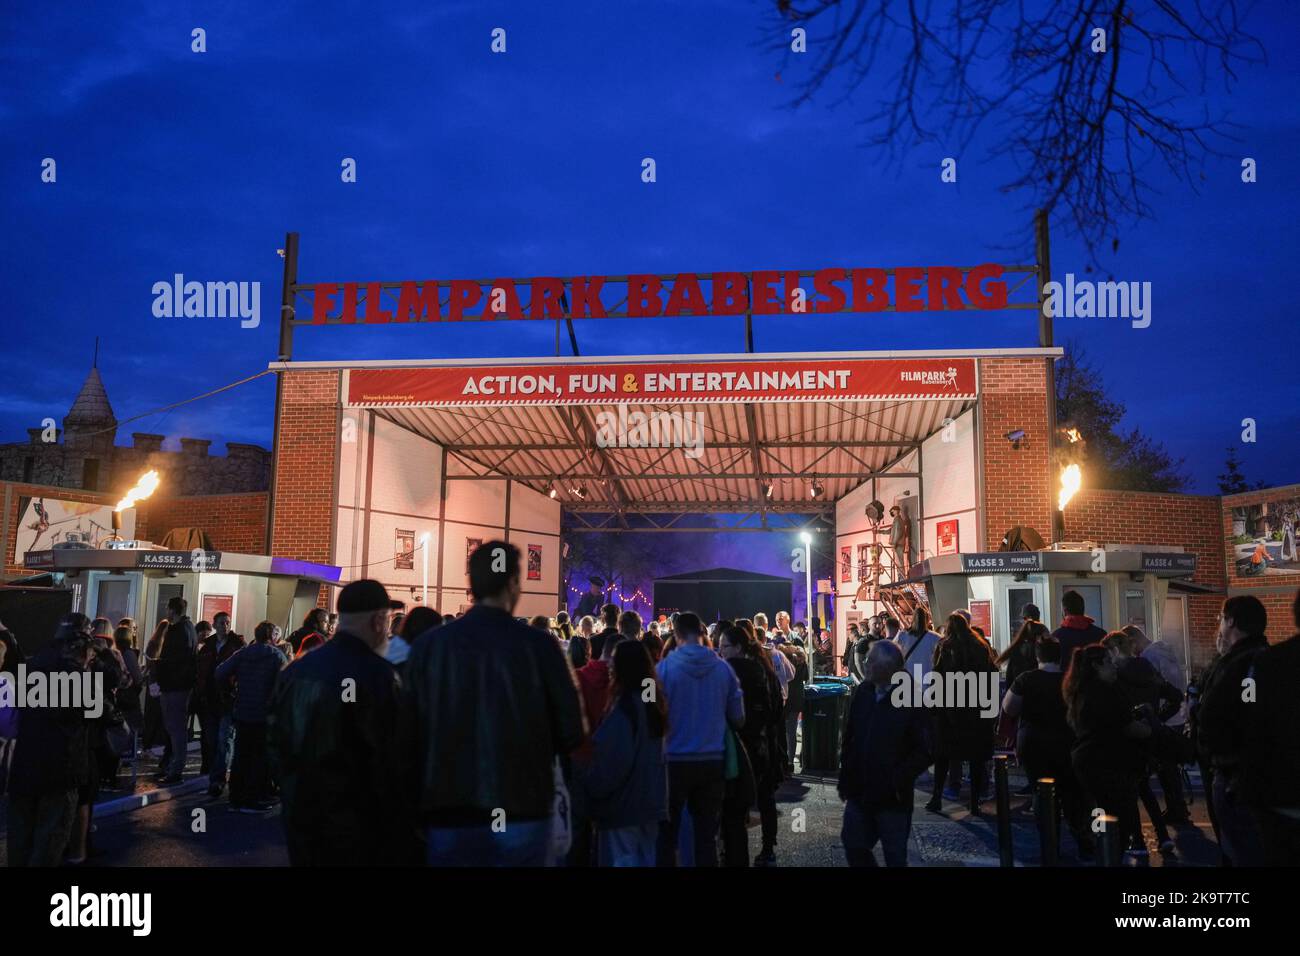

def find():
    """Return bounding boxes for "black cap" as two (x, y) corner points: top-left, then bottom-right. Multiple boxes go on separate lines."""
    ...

(590, 576), (605, 588)
(337, 579), (393, 614)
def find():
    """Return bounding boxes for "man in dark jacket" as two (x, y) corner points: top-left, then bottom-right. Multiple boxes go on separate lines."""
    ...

(590, 602), (619, 661)
(838, 640), (932, 866)
(1196, 595), (1270, 866)
(1241, 589), (1300, 865)
(407, 542), (585, 866)
(5, 626), (94, 867)
(1052, 590), (1107, 668)
(154, 597), (197, 783)
(270, 580), (416, 865)
(196, 613), (246, 796)
(216, 621), (285, 812)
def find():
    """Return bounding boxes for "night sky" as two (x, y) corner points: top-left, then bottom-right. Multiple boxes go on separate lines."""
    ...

(3, 0), (1297, 497)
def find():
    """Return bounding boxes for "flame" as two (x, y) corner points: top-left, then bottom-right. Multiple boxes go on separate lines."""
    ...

(1058, 463), (1081, 511)
(115, 470), (161, 512)
(1064, 427), (1082, 443)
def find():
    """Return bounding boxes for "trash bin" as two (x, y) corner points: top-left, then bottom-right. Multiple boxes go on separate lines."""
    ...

(801, 681), (852, 774)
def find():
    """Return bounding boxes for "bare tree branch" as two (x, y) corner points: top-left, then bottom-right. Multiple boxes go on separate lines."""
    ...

(766, 0), (1264, 261)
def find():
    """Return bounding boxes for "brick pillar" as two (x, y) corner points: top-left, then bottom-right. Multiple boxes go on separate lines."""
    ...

(979, 357), (1054, 548)
(270, 370), (340, 564)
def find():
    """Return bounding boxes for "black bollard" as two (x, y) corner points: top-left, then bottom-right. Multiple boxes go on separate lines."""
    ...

(994, 754), (1013, 867)
(1095, 814), (1121, 866)
(1036, 777), (1059, 866)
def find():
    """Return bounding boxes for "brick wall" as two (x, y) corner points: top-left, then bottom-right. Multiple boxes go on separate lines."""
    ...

(1063, 487), (1227, 666)
(140, 492), (268, 554)
(978, 357), (1053, 548)
(269, 370), (340, 568)
(1221, 483), (1300, 641)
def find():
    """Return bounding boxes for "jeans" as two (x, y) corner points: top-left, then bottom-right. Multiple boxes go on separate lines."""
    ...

(785, 710), (800, 769)
(160, 690), (191, 777)
(842, 798), (912, 867)
(229, 720), (270, 807)
(207, 714), (236, 788)
(598, 822), (658, 866)
(6, 789), (78, 867)
(425, 819), (553, 866)
(658, 759), (725, 867)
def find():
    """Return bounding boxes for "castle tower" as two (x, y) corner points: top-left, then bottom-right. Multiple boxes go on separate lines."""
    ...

(63, 363), (117, 456)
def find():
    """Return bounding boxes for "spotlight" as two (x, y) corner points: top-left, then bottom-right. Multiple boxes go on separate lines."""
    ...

(800, 531), (812, 545)
(547, 481), (558, 499)
(865, 499), (885, 522)
(762, 481), (774, 500)
(809, 478), (824, 500)
(571, 484), (588, 500)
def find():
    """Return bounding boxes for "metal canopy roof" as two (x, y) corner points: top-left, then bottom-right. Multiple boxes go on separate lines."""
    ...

(379, 393), (970, 515)
(288, 347), (1071, 522)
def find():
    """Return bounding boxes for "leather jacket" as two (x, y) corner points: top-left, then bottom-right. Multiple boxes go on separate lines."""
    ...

(404, 604), (585, 825)
(269, 631), (418, 865)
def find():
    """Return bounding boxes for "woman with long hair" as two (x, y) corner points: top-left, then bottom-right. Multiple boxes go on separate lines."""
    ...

(717, 621), (785, 866)
(998, 619), (1049, 687)
(1064, 643), (1152, 859)
(555, 610), (573, 644)
(926, 613), (999, 814)
(567, 633), (591, 670)
(581, 640), (667, 866)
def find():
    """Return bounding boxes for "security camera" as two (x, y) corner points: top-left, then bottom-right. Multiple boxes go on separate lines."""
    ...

(1005, 429), (1026, 443)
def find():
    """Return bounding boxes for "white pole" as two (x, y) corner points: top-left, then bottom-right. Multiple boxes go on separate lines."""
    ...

(420, 532), (430, 606)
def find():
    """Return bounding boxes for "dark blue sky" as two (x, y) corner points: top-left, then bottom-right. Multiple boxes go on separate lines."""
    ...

(2, 1), (1297, 493)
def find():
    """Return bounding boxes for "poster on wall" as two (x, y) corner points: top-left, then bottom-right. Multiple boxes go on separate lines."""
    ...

(969, 599), (992, 637)
(1230, 491), (1300, 576)
(936, 519), (959, 556)
(527, 544), (542, 581)
(840, 545), (851, 583)
(857, 544), (869, 581)
(200, 594), (233, 624)
(395, 529), (415, 570)
(13, 496), (135, 563)
(465, 537), (482, 573)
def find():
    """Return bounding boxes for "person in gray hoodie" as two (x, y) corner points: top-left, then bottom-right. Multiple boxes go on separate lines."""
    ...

(654, 612), (744, 866)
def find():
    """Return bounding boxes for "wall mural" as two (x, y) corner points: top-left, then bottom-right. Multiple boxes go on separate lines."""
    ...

(1231, 492), (1300, 576)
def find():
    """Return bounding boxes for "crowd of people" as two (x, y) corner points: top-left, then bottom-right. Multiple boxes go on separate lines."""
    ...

(836, 589), (1300, 868)
(1, 547), (1297, 869)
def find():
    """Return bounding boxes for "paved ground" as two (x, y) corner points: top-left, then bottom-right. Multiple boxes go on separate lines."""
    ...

(761, 763), (1221, 867)
(1, 752), (1220, 867)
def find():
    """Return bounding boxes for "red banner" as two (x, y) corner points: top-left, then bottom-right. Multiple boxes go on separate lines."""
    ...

(347, 358), (977, 407)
